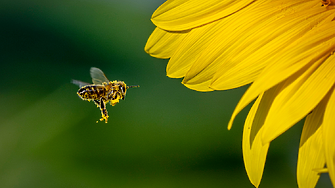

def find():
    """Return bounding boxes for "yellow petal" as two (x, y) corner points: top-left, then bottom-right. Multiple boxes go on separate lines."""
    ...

(179, 0), (264, 91)
(183, 79), (213, 92)
(210, 1), (332, 90)
(179, 16), (233, 91)
(313, 168), (328, 174)
(182, 0), (332, 92)
(297, 95), (328, 188)
(145, 27), (188, 59)
(228, 18), (335, 130)
(152, 0), (256, 31)
(261, 43), (335, 144)
(323, 86), (335, 186)
(166, 19), (219, 79)
(243, 85), (281, 187)
(243, 96), (266, 188)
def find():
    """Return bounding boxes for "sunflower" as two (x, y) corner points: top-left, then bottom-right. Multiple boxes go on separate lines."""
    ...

(145, 0), (335, 187)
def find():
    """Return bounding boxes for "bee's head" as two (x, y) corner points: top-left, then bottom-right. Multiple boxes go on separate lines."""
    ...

(117, 82), (127, 100)
(109, 81), (139, 101)
(119, 82), (139, 100)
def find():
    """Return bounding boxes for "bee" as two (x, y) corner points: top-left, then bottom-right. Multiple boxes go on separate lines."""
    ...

(72, 67), (139, 123)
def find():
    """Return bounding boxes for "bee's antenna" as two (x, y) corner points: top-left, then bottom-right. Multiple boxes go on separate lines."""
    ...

(127, 85), (140, 89)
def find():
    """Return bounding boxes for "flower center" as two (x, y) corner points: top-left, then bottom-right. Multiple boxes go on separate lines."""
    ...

(322, 0), (335, 6)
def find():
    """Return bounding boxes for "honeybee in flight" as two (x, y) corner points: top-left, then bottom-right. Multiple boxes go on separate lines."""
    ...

(72, 67), (139, 123)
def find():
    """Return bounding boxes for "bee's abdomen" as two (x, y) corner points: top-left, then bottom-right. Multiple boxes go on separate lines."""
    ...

(77, 85), (106, 100)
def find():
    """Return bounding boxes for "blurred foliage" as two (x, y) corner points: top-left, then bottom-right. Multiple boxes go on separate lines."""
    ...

(0, 0), (331, 187)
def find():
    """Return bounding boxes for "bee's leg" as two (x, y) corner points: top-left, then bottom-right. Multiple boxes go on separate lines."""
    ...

(98, 98), (109, 123)
(94, 100), (100, 108)
(94, 99), (108, 123)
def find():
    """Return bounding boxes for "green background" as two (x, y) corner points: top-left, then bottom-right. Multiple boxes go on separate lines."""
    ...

(0, 0), (331, 187)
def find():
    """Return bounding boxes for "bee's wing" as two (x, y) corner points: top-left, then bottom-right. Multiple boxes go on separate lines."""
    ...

(72, 79), (90, 88)
(90, 67), (110, 84)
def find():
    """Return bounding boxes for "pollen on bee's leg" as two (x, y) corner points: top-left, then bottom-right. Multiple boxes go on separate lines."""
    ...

(99, 115), (109, 123)
(104, 115), (109, 123)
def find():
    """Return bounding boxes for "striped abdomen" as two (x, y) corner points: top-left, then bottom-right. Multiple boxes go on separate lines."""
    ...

(77, 85), (107, 100)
